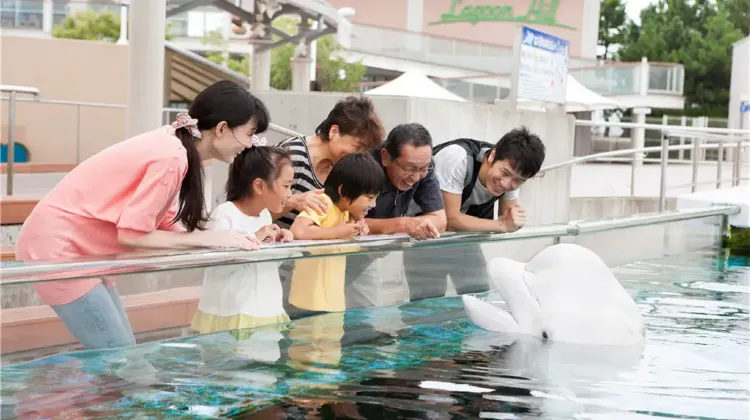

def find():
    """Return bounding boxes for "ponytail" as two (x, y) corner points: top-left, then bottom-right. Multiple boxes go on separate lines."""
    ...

(169, 80), (272, 231)
(173, 128), (208, 232)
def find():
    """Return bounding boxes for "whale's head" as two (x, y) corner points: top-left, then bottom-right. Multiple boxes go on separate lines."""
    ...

(463, 244), (645, 346)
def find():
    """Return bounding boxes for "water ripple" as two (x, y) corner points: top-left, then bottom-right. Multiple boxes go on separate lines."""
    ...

(1, 248), (748, 419)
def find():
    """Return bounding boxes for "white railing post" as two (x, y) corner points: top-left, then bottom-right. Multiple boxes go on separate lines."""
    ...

(659, 134), (669, 212)
(117, 1), (129, 45)
(1, 85), (40, 196)
(42, 0), (53, 34)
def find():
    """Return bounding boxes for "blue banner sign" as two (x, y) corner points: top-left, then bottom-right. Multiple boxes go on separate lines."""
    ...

(517, 26), (569, 104)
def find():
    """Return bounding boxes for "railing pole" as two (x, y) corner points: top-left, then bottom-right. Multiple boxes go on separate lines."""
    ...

(732, 137), (743, 187)
(691, 135), (700, 193)
(659, 134), (669, 212)
(76, 104), (82, 164)
(630, 154), (636, 196)
(716, 137), (723, 189)
(6, 91), (16, 196)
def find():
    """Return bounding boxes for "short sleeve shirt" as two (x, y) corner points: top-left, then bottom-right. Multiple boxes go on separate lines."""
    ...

(433, 144), (519, 212)
(275, 136), (324, 229)
(366, 148), (445, 219)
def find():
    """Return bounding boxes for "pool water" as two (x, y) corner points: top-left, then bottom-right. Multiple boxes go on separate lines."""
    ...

(1, 247), (748, 419)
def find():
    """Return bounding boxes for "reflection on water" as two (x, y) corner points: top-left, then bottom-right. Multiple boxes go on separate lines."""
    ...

(1, 248), (748, 419)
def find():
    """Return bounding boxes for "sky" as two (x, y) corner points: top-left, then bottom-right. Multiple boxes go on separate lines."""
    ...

(625, 0), (657, 24)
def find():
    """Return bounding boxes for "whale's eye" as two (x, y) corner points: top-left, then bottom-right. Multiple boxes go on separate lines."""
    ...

(542, 331), (549, 340)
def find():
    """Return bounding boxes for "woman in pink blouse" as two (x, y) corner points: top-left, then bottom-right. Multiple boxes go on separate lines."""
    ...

(15, 80), (268, 350)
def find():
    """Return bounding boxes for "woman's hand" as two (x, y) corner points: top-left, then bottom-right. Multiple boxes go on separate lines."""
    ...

(199, 230), (261, 250)
(289, 189), (329, 215)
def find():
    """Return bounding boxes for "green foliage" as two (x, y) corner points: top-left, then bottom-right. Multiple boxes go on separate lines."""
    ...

(315, 35), (367, 92)
(52, 9), (174, 41)
(722, 226), (750, 257)
(616, 0), (745, 113)
(598, 0), (627, 59)
(200, 30), (250, 76)
(269, 16), (366, 92)
(52, 9), (120, 41)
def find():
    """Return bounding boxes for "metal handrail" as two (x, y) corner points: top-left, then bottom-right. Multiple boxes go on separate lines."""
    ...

(540, 141), (749, 173)
(574, 119), (750, 136)
(0, 85), (40, 96)
(0, 206), (739, 285)
(1, 85), (41, 196)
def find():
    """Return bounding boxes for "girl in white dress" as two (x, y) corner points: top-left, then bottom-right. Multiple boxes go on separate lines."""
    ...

(192, 146), (294, 334)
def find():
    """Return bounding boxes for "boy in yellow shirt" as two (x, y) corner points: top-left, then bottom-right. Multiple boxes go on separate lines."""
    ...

(289, 153), (384, 318)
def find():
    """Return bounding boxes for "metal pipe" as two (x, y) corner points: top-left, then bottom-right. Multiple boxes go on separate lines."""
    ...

(630, 148), (636, 196)
(574, 119), (750, 136)
(734, 138), (743, 186)
(1, 206), (739, 286)
(691, 135), (700, 193)
(75, 104), (82, 164)
(6, 91), (16, 196)
(659, 134), (669, 212)
(0, 98), (305, 139)
(716, 138), (723, 189)
(540, 141), (749, 173)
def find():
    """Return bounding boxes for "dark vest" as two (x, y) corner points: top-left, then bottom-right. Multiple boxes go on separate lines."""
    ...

(433, 138), (498, 219)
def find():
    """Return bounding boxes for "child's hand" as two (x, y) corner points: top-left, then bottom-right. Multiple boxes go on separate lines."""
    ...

(256, 224), (281, 243)
(278, 228), (294, 243)
(334, 220), (360, 239)
(353, 219), (369, 236)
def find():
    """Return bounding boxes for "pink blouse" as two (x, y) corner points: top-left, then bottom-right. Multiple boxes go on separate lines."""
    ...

(15, 125), (189, 306)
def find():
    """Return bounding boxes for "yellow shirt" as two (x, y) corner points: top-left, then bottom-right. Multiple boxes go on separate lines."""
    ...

(289, 194), (350, 312)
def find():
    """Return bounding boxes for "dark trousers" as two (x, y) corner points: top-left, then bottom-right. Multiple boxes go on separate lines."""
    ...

(402, 243), (491, 302)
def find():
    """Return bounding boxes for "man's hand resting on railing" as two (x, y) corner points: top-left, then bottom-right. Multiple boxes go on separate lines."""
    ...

(499, 204), (526, 232)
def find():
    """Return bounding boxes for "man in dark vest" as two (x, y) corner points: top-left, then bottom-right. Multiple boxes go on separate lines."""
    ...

(404, 126), (546, 301)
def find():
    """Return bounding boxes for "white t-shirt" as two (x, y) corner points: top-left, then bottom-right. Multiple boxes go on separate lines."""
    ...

(434, 144), (519, 213)
(196, 202), (286, 318)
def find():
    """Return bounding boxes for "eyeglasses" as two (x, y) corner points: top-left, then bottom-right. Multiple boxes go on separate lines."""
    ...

(393, 159), (433, 175)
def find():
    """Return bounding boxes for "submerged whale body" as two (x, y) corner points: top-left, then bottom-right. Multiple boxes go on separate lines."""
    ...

(462, 243), (645, 346)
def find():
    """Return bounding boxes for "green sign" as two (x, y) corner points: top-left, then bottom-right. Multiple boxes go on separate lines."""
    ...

(429, 0), (576, 30)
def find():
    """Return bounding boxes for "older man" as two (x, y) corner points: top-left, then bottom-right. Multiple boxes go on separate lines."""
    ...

(345, 123), (447, 308)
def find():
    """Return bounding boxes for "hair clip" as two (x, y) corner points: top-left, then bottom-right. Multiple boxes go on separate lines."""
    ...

(252, 135), (267, 147)
(171, 113), (201, 138)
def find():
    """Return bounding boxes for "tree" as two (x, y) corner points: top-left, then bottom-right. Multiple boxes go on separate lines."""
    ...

(720, 0), (750, 36)
(617, 0), (744, 112)
(52, 10), (120, 41)
(598, 0), (627, 60)
(268, 16), (366, 92)
(315, 35), (367, 92)
(200, 30), (251, 76)
(52, 9), (174, 41)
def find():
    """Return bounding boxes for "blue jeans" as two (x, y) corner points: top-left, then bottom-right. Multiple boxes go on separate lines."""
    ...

(51, 283), (136, 350)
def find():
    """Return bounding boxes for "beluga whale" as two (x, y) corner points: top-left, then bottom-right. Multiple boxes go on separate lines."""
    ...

(462, 243), (645, 346)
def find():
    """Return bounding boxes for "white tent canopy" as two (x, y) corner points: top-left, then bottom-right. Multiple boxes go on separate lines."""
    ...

(364, 70), (466, 102)
(518, 74), (625, 112)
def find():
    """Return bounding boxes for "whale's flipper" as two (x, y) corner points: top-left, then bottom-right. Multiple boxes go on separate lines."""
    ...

(462, 295), (519, 333)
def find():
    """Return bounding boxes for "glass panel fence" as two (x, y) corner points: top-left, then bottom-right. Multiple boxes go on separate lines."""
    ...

(0, 211), (731, 418)
(0, 207), (735, 366)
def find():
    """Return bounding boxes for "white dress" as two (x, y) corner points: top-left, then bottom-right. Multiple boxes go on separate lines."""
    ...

(191, 202), (288, 333)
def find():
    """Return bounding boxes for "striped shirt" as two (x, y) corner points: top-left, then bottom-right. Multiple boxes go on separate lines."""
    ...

(275, 136), (325, 284)
(275, 136), (324, 229)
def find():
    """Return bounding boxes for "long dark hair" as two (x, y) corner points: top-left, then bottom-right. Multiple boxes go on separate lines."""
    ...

(172, 80), (271, 231)
(226, 146), (291, 202)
